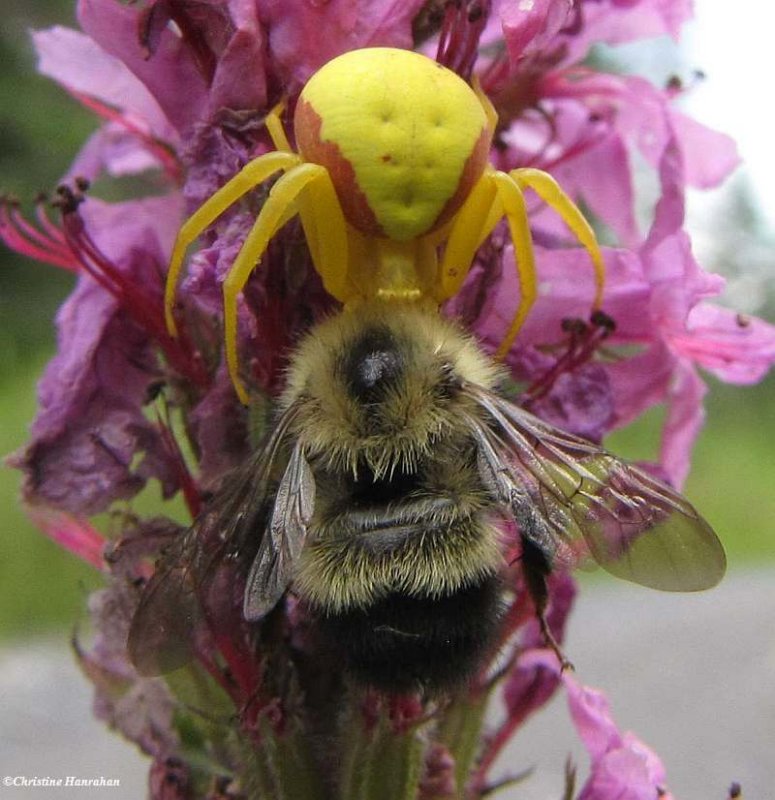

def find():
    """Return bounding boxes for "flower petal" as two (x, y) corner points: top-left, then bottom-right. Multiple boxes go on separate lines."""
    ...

(9, 197), (183, 514)
(77, 0), (208, 134)
(675, 304), (775, 385)
(668, 109), (740, 190)
(261, 0), (425, 89)
(33, 25), (174, 142)
(207, 0), (267, 113)
(659, 358), (707, 488)
(498, 0), (574, 62)
(564, 673), (669, 800)
(564, 0), (693, 63)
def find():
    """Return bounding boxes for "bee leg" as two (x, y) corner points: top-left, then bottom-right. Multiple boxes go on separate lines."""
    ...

(520, 535), (574, 672)
(537, 603), (573, 674)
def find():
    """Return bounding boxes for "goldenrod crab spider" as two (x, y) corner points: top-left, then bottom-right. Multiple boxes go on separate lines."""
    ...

(164, 47), (605, 404)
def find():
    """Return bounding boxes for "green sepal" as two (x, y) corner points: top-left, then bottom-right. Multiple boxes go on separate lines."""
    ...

(240, 672), (328, 800)
(338, 703), (428, 800)
(436, 688), (492, 795)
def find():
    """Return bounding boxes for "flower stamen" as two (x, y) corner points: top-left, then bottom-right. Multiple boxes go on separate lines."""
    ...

(52, 182), (211, 390)
(0, 194), (78, 270)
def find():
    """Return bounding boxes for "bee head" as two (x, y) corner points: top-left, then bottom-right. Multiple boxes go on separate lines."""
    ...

(340, 325), (407, 407)
(280, 303), (502, 475)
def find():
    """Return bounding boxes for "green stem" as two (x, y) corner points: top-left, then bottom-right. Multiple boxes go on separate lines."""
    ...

(251, 715), (328, 800)
(339, 713), (428, 800)
(436, 690), (491, 797)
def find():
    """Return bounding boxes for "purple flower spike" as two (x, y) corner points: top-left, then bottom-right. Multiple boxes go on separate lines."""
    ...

(2, 0), (771, 797)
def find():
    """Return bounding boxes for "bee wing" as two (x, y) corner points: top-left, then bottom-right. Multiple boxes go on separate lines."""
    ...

(467, 386), (726, 591)
(243, 440), (315, 621)
(128, 406), (300, 676)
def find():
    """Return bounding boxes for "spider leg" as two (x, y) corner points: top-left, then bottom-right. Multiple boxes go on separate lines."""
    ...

(295, 172), (351, 302)
(437, 173), (500, 300)
(264, 100), (292, 153)
(510, 168), (605, 310)
(492, 170), (538, 359)
(165, 150), (301, 335)
(438, 169), (539, 361)
(472, 75), (498, 134)
(223, 163), (334, 403)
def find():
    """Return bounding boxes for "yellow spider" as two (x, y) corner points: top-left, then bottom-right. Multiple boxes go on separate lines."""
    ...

(165, 47), (605, 403)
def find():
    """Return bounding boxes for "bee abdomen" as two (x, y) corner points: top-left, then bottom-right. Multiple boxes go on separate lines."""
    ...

(316, 575), (503, 692)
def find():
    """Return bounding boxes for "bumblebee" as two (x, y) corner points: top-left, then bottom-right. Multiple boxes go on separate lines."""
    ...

(129, 303), (725, 692)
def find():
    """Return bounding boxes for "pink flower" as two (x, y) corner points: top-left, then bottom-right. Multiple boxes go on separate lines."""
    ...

(33, 23), (181, 181)
(261, 0), (426, 87)
(472, 131), (775, 486)
(6, 193), (201, 514)
(1, 1), (770, 797)
(484, 0), (738, 259)
(566, 675), (671, 800)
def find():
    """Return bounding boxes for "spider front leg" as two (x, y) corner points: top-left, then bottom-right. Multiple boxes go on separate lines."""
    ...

(439, 167), (605, 361)
(264, 100), (292, 154)
(438, 169), (538, 360)
(491, 172), (539, 359)
(493, 168), (607, 359)
(510, 168), (605, 310)
(438, 174), (499, 300)
(164, 150), (301, 335)
(294, 174), (351, 303)
(223, 163), (349, 404)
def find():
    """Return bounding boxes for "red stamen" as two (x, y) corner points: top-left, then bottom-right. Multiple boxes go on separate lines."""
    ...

(0, 197), (79, 271)
(10, 201), (67, 253)
(525, 312), (615, 405)
(479, 55), (509, 96)
(192, 646), (235, 695)
(34, 195), (68, 243)
(436, 0), (491, 81)
(54, 184), (210, 390)
(27, 509), (107, 570)
(435, 2), (456, 64)
(68, 89), (182, 183)
(211, 633), (262, 705)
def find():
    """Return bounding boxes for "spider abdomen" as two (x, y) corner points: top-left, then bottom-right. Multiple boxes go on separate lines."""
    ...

(294, 48), (492, 240)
